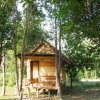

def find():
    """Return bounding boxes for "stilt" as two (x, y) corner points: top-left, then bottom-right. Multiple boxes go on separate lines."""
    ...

(37, 89), (39, 97)
(43, 89), (46, 94)
(27, 87), (30, 97)
(48, 90), (50, 97)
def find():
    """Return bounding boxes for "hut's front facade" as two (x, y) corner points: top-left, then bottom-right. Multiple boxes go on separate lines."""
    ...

(18, 40), (71, 91)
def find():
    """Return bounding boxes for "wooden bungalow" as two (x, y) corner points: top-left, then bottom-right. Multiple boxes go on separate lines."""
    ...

(17, 40), (72, 96)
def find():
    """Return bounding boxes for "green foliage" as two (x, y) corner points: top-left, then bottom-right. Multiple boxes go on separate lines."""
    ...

(42, 0), (100, 81)
(0, 50), (16, 86)
(0, 73), (3, 86)
(6, 50), (16, 86)
(6, 72), (16, 86)
(3, 50), (28, 86)
(0, 0), (13, 46)
(64, 35), (96, 82)
(59, 0), (100, 81)
(0, 0), (13, 65)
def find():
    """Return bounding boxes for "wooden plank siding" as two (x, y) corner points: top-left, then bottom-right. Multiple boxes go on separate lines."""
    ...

(26, 56), (64, 83)
(39, 61), (56, 76)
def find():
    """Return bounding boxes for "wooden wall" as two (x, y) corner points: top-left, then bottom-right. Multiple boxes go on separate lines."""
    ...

(39, 60), (56, 76)
(27, 60), (31, 79)
(26, 56), (66, 84)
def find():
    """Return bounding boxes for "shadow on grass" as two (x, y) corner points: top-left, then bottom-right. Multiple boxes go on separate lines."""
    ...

(63, 88), (100, 100)
(66, 81), (100, 89)
(62, 81), (100, 100)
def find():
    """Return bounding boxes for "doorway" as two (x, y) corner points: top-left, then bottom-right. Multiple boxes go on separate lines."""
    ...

(30, 61), (39, 82)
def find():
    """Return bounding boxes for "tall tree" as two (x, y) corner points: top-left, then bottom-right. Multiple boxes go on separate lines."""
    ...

(43, 0), (64, 99)
(57, 18), (63, 99)
(18, 0), (46, 99)
(25, 0), (46, 50)
(54, 3), (62, 99)
(0, 0), (13, 96)
(19, 4), (29, 100)
(2, 49), (6, 96)
(12, 0), (19, 95)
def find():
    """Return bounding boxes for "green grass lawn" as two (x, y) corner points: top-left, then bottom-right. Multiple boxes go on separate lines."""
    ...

(0, 86), (17, 100)
(1, 81), (100, 100)
(66, 81), (100, 88)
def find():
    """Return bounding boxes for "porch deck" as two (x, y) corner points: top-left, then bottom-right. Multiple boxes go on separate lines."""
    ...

(23, 76), (64, 97)
(23, 75), (58, 90)
(24, 81), (57, 90)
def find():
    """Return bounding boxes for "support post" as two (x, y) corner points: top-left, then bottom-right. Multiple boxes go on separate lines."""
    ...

(27, 88), (30, 97)
(48, 90), (50, 97)
(37, 89), (39, 97)
(43, 89), (46, 94)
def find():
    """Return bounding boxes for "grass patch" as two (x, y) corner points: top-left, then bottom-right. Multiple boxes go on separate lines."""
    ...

(0, 86), (17, 100)
(66, 81), (100, 88)
(0, 81), (100, 99)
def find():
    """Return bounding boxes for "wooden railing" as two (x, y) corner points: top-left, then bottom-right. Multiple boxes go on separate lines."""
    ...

(39, 75), (56, 81)
(39, 75), (56, 86)
(24, 75), (62, 87)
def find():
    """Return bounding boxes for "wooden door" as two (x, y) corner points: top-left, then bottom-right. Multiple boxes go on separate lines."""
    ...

(30, 61), (33, 80)
(33, 61), (39, 82)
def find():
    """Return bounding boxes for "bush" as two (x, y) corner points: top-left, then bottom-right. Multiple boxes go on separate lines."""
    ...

(6, 72), (16, 86)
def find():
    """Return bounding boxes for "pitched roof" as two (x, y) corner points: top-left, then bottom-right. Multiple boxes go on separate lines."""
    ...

(27, 40), (55, 55)
(18, 40), (72, 64)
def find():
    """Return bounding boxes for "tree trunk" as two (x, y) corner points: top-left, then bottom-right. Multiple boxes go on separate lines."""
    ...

(58, 19), (61, 76)
(95, 69), (96, 79)
(0, 43), (3, 66)
(55, 14), (62, 99)
(70, 75), (73, 89)
(19, 5), (29, 100)
(98, 33), (100, 47)
(58, 18), (62, 99)
(12, 0), (19, 96)
(2, 50), (6, 96)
